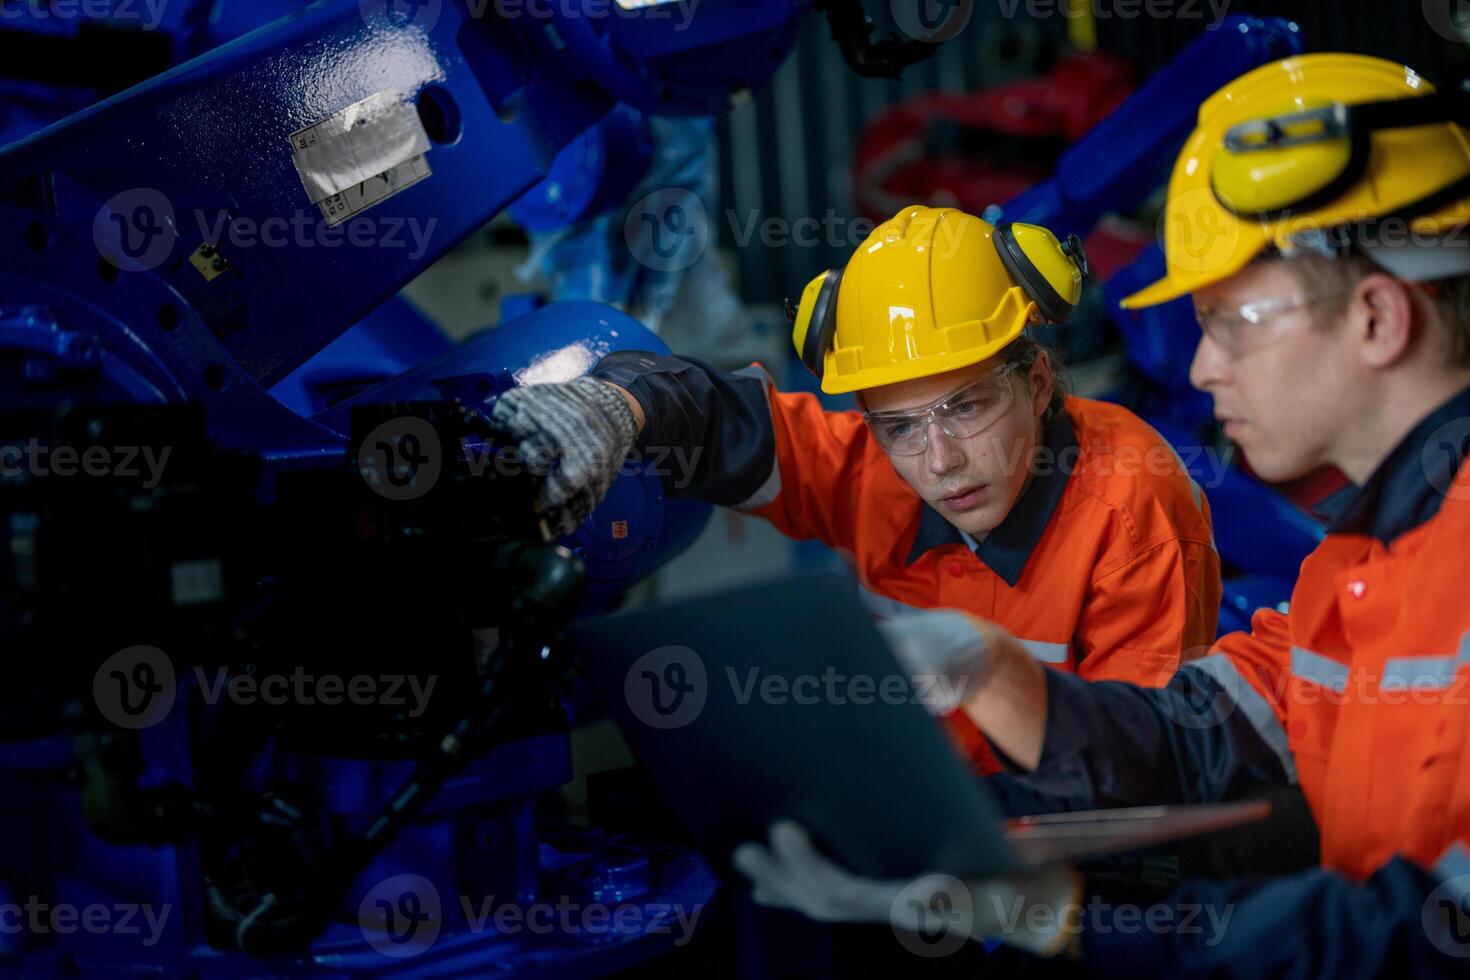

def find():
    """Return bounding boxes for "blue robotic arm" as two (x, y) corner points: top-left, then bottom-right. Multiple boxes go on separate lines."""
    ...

(1, 0), (805, 437)
(996, 16), (1301, 237)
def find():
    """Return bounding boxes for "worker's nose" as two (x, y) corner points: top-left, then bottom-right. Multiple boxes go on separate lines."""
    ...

(924, 421), (965, 477)
(1189, 333), (1229, 393)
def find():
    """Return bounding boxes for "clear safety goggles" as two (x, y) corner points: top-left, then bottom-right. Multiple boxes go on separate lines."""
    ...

(862, 363), (1020, 456)
(1192, 292), (1334, 358)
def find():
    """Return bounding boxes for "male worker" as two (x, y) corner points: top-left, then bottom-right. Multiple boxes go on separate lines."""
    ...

(734, 53), (1470, 976)
(492, 204), (1221, 769)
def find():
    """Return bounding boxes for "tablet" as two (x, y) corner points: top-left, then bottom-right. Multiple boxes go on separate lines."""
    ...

(567, 570), (1270, 879)
(567, 570), (1020, 879)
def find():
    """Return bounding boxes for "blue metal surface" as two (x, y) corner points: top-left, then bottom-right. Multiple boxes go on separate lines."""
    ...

(1103, 243), (1216, 428)
(0, 1), (302, 146)
(2, 0), (808, 386)
(0, 708), (717, 975)
(4, 0), (599, 388)
(509, 104), (654, 232)
(204, 0), (316, 52)
(269, 296), (452, 418)
(517, 115), (719, 336)
(531, 0), (809, 116)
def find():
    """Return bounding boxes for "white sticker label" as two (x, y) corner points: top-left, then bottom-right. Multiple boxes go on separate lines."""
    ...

(289, 91), (431, 207)
(318, 154), (433, 227)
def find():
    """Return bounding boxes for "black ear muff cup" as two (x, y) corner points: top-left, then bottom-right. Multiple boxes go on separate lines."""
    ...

(993, 222), (1076, 324)
(802, 265), (845, 378)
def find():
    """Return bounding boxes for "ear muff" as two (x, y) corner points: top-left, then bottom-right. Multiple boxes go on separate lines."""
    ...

(1212, 102), (1370, 219)
(993, 222), (1089, 323)
(1211, 93), (1470, 220)
(791, 265), (844, 379)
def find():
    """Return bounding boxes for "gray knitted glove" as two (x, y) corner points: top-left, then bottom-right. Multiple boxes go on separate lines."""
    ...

(489, 377), (640, 537)
(732, 820), (1083, 957)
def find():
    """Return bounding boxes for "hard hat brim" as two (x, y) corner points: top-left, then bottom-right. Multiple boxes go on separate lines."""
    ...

(819, 343), (1007, 395)
(1119, 248), (1261, 310)
(1122, 219), (1270, 310)
(1119, 275), (1195, 310)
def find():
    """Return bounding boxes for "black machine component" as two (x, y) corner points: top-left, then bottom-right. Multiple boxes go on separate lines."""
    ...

(0, 399), (591, 956)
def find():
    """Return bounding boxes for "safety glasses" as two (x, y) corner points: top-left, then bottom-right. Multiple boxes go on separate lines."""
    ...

(1193, 293), (1334, 358)
(862, 363), (1020, 456)
(1211, 93), (1470, 220)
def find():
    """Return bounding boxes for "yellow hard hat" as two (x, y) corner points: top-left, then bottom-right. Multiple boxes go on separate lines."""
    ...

(1123, 53), (1470, 309)
(789, 206), (1088, 394)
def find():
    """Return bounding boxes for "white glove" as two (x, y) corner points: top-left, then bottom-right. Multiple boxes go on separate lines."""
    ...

(876, 610), (997, 716)
(732, 820), (1082, 958)
(489, 377), (639, 537)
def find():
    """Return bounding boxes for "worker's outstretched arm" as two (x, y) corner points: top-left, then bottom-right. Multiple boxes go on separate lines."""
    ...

(589, 351), (782, 507)
(489, 351), (778, 534)
(595, 350), (899, 552)
(983, 660), (1291, 808)
(497, 350), (898, 553)
(883, 606), (1296, 808)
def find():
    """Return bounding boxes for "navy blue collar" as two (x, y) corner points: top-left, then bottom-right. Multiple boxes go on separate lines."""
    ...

(905, 409), (1079, 587)
(1328, 383), (1470, 544)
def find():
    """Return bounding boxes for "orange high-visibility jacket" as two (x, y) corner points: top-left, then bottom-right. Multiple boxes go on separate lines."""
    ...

(1214, 461), (1470, 879)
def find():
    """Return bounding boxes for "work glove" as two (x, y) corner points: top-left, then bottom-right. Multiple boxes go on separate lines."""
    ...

(732, 820), (1082, 958)
(489, 377), (640, 537)
(876, 610), (998, 716)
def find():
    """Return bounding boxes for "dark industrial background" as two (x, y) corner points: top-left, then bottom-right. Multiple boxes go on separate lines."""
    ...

(720, 0), (1470, 304)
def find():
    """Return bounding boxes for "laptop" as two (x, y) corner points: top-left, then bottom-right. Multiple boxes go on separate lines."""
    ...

(567, 571), (1268, 880)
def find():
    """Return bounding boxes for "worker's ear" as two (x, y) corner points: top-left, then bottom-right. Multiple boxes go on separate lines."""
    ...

(1026, 354), (1054, 419)
(1350, 272), (1416, 370)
